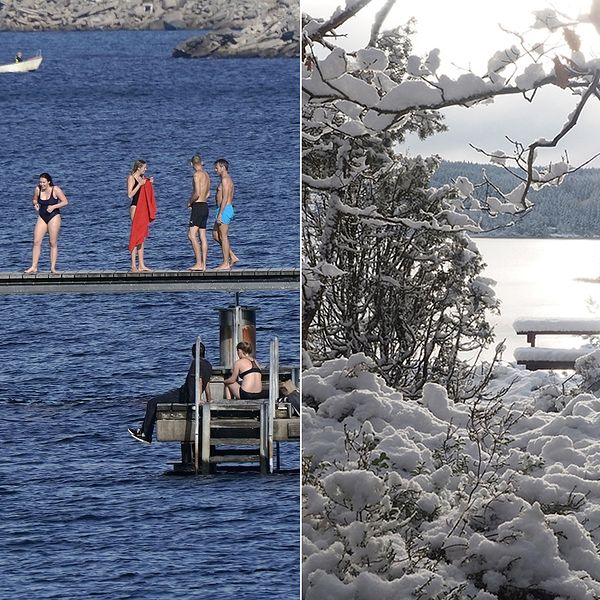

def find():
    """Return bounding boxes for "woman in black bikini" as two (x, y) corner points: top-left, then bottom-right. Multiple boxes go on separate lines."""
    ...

(127, 159), (153, 272)
(224, 341), (264, 400)
(25, 172), (69, 274)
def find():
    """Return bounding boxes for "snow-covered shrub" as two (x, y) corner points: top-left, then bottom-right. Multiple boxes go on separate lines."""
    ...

(302, 20), (498, 395)
(305, 153), (498, 396)
(303, 357), (600, 600)
(575, 349), (600, 393)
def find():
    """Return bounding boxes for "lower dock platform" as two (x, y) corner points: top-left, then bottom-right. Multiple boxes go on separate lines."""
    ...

(156, 399), (299, 474)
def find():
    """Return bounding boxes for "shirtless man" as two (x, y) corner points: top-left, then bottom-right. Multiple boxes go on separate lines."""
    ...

(187, 155), (211, 271)
(213, 158), (239, 270)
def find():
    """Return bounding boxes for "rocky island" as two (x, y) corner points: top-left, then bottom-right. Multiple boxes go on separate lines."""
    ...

(0, 0), (299, 58)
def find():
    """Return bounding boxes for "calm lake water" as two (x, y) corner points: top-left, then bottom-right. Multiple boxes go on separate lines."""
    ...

(0, 30), (299, 599)
(478, 238), (600, 362)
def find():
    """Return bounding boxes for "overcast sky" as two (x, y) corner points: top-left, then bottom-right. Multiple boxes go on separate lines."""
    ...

(303, 0), (600, 167)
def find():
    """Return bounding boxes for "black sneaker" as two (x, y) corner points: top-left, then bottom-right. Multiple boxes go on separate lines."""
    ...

(128, 427), (151, 444)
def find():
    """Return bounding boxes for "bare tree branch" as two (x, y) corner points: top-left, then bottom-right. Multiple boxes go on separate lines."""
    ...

(521, 70), (600, 207)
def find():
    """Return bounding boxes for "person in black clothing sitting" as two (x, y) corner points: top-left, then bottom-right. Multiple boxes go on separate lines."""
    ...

(128, 342), (213, 444)
(15, 51), (22, 63)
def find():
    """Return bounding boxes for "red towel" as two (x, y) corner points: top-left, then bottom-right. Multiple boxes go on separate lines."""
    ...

(128, 180), (157, 252)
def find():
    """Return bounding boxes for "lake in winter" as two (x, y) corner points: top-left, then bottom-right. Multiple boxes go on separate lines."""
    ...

(477, 238), (600, 362)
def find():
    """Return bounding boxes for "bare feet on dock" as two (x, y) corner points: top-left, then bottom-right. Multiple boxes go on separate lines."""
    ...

(139, 266), (152, 272)
(216, 263), (231, 271)
(230, 255), (240, 267)
(130, 266), (139, 273)
(24, 267), (37, 274)
(188, 265), (205, 272)
(50, 269), (60, 275)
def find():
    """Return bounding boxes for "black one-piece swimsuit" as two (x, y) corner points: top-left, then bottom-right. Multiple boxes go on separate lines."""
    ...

(38, 187), (60, 224)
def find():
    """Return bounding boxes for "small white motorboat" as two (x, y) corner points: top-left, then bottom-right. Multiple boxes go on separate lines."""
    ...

(0, 53), (43, 73)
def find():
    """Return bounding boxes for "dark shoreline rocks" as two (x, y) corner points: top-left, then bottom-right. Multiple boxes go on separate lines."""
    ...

(0, 0), (299, 58)
(173, 11), (299, 59)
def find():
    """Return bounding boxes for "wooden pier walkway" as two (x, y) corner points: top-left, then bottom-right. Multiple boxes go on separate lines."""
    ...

(0, 268), (299, 294)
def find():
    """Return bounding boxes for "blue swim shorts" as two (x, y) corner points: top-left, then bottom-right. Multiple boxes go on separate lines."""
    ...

(218, 204), (234, 225)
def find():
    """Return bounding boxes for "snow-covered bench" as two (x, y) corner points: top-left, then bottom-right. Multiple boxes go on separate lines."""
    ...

(513, 318), (600, 370)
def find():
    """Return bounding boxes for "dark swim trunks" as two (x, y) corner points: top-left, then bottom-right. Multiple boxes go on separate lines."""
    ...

(38, 188), (60, 224)
(239, 388), (264, 400)
(189, 202), (209, 229)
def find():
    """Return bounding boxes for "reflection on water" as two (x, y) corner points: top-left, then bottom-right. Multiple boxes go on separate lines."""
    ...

(477, 238), (600, 361)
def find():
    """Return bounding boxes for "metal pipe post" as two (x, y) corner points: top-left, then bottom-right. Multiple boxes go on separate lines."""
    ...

(268, 337), (279, 474)
(194, 335), (203, 474)
(233, 304), (242, 367)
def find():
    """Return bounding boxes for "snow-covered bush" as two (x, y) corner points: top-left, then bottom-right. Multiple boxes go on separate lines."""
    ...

(304, 152), (498, 395)
(303, 17), (499, 395)
(303, 356), (600, 599)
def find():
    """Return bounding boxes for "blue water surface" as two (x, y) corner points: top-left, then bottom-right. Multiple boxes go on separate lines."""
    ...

(0, 30), (300, 599)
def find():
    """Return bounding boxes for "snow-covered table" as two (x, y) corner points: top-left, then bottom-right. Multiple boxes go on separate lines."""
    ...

(513, 317), (600, 370)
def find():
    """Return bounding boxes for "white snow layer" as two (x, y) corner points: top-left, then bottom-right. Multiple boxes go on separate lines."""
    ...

(514, 346), (593, 362)
(303, 355), (600, 599)
(356, 48), (388, 71)
(514, 63), (547, 89)
(514, 318), (600, 333)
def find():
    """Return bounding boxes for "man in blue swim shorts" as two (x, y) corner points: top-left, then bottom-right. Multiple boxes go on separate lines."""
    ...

(213, 158), (239, 270)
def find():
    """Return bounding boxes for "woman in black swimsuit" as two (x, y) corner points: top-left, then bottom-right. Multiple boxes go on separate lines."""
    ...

(127, 159), (153, 272)
(25, 172), (69, 274)
(224, 341), (264, 400)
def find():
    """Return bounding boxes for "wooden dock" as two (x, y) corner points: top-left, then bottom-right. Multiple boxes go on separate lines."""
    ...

(156, 400), (299, 474)
(0, 268), (299, 294)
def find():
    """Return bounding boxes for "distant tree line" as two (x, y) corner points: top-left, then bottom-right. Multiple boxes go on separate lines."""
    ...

(433, 161), (600, 238)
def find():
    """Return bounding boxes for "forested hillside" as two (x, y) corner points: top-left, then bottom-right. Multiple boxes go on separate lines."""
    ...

(432, 161), (600, 237)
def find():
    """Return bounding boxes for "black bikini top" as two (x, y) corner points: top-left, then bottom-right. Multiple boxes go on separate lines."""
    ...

(239, 360), (261, 379)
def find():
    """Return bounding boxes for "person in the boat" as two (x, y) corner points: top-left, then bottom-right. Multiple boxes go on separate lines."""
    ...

(223, 341), (264, 400)
(15, 51), (22, 63)
(213, 158), (239, 270)
(128, 342), (213, 444)
(127, 159), (153, 272)
(24, 173), (69, 274)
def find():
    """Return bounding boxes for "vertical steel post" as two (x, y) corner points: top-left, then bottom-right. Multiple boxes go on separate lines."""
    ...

(259, 401), (268, 474)
(194, 335), (203, 474)
(233, 304), (242, 368)
(202, 402), (211, 474)
(268, 337), (279, 474)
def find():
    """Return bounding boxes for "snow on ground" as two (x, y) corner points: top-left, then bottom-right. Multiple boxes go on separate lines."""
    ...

(303, 354), (600, 599)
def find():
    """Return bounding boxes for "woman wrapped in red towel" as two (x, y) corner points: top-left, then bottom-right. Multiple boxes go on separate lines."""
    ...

(127, 160), (156, 272)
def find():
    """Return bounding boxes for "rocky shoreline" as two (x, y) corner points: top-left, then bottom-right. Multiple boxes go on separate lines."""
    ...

(0, 0), (299, 58)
